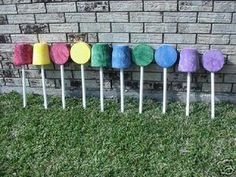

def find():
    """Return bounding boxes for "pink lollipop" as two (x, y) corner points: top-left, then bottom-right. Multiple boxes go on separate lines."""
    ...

(50, 43), (70, 109)
(13, 43), (33, 107)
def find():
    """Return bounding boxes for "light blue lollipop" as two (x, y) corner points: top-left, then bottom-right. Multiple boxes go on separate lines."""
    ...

(155, 45), (177, 68)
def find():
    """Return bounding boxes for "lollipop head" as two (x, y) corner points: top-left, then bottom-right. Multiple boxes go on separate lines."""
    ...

(112, 45), (131, 69)
(91, 43), (111, 67)
(13, 43), (33, 66)
(155, 44), (177, 68)
(32, 43), (51, 65)
(202, 49), (224, 73)
(70, 42), (91, 65)
(50, 43), (70, 65)
(132, 44), (154, 67)
(178, 48), (199, 72)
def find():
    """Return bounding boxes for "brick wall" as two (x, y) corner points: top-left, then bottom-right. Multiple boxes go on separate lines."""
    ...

(0, 0), (236, 103)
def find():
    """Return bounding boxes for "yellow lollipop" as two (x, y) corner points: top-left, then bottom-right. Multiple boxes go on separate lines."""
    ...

(70, 42), (91, 64)
(33, 43), (51, 65)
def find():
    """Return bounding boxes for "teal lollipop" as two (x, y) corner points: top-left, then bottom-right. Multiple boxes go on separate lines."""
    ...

(132, 44), (154, 113)
(91, 44), (111, 112)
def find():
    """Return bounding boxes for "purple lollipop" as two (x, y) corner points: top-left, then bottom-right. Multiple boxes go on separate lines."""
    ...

(178, 48), (199, 73)
(202, 49), (224, 73)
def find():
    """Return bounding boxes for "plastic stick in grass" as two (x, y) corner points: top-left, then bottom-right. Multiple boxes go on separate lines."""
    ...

(155, 45), (177, 114)
(91, 44), (111, 112)
(132, 44), (154, 114)
(13, 43), (33, 107)
(202, 50), (224, 119)
(178, 48), (199, 117)
(33, 43), (51, 109)
(112, 45), (131, 113)
(50, 43), (70, 109)
(70, 42), (91, 109)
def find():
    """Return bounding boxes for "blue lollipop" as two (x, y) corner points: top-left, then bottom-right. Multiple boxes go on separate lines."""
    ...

(112, 45), (131, 113)
(155, 45), (177, 114)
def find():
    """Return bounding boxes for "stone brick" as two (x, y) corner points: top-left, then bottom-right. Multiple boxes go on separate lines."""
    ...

(110, 1), (142, 11)
(230, 35), (236, 44)
(98, 33), (129, 43)
(5, 78), (28, 87)
(4, 0), (30, 3)
(97, 12), (128, 22)
(233, 13), (236, 23)
(220, 64), (236, 74)
(46, 2), (76, 13)
(7, 14), (35, 24)
(80, 23), (110, 32)
(212, 24), (236, 34)
(77, 1), (108, 12)
(28, 78), (55, 88)
(88, 33), (98, 43)
(197, 34), (229, 45)
(131, 34), (162, 43)
(214, 1), (236, 12)
(178, 23), (211, 33)
(211, 45), (236, 55)
(0, 15), (7, 24)
(179, 0), (212, 11)
(50, 23), (78, 33)
(144, 1), (177, 11)
(0, 35), (11, 43)
(17, 3), (45, 14)
(112, 23), (143, 33)
(36, 13), (65, 23)
(20, 24), (49, 34)
(198, 13), (231, 23)
(46, 70), (72, 79)
(227, 55), (236, 65)
(130, 12), (162, 22)
(66, 13), (96, 22)
(132, 72), (161, 81)
(177, 44), (209, 53)
(224, 74), (236, 83)
(0, 4), (16, 14)
(164, 12), (197, 22)
(11, 34), (38, 43)
(164, 34), (196, 44)
(67, 33), (88, 43)
(202, 83), (232, 93)
(0, 44), (13, 52)
(38, 34), (67, 43)
(145, 23), (177, 33)
(0, 25), (20, 34)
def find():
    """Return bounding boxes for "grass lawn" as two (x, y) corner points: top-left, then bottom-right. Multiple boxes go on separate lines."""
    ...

(0, 92), (235, 176)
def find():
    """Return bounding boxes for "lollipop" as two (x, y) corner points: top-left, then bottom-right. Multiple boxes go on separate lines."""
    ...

(155, 45), (177, 114)
(112, 45), (131, 113)
(50, 43), (70, 109)
(178, 48), (199, 116)
(70, 41), (91, 109)
(13, 43), (33, 107)
(33, 43), (51, 109)
(91, 44), (111, 112)
(132, 44), (154, 114)
(202, 49), (224, 118)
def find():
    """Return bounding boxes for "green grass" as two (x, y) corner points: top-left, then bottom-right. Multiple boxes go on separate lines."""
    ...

(0, 92), (235, 177)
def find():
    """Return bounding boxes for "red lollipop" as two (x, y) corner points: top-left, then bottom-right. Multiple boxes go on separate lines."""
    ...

(50, 43), (70, 109)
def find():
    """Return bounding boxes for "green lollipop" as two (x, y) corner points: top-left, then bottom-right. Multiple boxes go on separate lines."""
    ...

(132, 44), (154, 114)
(91, 44), (111, 67)
(91, 43), (111, 112)
(132, 44), (154, 66)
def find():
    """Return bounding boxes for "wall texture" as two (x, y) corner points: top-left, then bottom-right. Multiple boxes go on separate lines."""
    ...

(0, 0), (236, 102)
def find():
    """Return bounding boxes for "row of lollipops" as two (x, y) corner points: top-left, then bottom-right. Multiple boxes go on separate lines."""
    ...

(13, 42), (224, 118)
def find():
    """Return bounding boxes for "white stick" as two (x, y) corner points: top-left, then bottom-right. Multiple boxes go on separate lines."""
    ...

(163, 68), (167, 114)
(22, 66), (26, 108)
(211, 72), (215, 119)
(120, 69), (124, 113)
(100, 67), (104, 112)
(41, 65), (47, 109)
(60, 65), (65, 109)
(186, 72), (191, 117)
(81, 64), (86, 109)
(139, 66), (144, 114)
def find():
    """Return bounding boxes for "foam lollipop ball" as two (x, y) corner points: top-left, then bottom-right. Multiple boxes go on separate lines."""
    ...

(112, 45), (131, 69)
(178, 48), (199, 73)
(70, 42), (91, 65)
(13, 43), (33, 66)
(202, 49), (224, 73)
(50, 43), (70, 65)
(91, 43), (111, 67)
(155, 45), (177, 68)
(132, 44), (154, 66)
